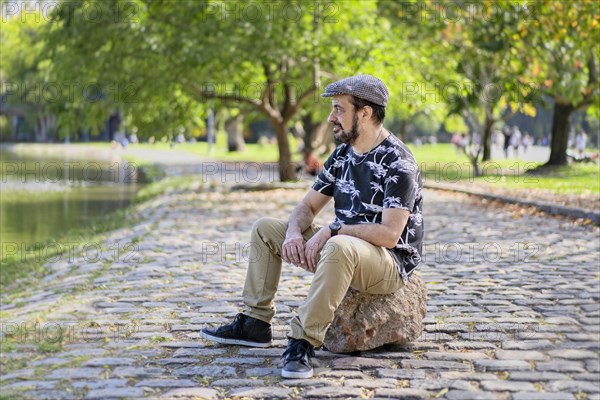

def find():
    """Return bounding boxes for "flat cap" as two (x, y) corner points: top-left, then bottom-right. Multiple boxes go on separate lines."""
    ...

(321, 74), (389, 107)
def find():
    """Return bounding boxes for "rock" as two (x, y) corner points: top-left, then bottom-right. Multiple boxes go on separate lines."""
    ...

(323, 273), (427, 353)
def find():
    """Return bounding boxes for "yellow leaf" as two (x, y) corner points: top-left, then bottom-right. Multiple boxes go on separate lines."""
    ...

(522, 104), (537, 117)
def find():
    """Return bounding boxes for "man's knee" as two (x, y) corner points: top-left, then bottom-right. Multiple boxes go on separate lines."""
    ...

(252, 217), (284, 234)
(251, 218), (287, 246)
(320, 235), (357, 266)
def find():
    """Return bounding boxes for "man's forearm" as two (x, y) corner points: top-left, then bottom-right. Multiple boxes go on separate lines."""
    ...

(287, 203), (315, 236)
(338, 223), (400, 249)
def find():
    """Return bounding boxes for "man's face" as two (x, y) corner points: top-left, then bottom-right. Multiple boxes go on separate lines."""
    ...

(328, 95), (360, 145)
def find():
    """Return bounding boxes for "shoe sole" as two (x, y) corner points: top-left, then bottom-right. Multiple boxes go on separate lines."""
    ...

(200, 330), (272, 348)
(281, 369), (314, 379)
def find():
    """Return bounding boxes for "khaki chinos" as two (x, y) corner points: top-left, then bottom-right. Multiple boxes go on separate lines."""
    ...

(242, 217), (405, 347)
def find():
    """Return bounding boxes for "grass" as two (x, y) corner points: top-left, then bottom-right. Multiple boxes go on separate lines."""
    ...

(133, 175), (206, 204)
(175, 140), (302, 163)
(82, 134), (302, 163)
(409, 144), (599, 195)
(479, 163), (599, 195)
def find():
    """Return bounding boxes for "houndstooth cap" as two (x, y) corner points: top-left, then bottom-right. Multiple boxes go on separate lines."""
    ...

(321, 74), (389, 107)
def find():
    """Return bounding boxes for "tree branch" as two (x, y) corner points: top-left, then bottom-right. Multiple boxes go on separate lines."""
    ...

(573, 52), (598, 111)
(263, 62), (277, 109)
(185, 80), (262, 108)
(500, 108), (519, 122)
(282, 84), (316, 125)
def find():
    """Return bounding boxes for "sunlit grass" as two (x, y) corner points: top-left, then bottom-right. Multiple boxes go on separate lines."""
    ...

(487, 164), (599, 195)
(409, 144), (599, 194)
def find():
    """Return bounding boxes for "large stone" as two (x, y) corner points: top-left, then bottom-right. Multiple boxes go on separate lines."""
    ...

(323, 272), (427, 353)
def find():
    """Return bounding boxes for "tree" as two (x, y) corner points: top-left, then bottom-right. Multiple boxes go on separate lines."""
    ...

(376, 1), (450, 142)
(224, 109), (246, 152)
(43, 0), (394, 181)
(0, 7), (58, 141)
(522, 0), (599, 166)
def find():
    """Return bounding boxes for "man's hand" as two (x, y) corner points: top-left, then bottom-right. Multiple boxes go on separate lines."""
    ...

(282, 232), (306, 267)
(303, 227), (331, 272)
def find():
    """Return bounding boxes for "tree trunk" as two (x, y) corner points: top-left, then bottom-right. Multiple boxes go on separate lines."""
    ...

(399, 119), (408, 142)
(226, 113), (246, 152)
(35, 110), (48, 142)
(311, 121), (330, 153)
(272, 121), (296, 182)
(546, 102), (574, 166)
(481, 112), (494, 162)
(301, 114), (315, 151)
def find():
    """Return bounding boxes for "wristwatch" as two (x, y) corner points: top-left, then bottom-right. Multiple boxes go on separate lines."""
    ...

(329, 221), (342, 236)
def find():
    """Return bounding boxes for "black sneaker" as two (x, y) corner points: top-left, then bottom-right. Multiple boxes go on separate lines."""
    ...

(200, 313), (272, 347)
(281, 338), (315, 379)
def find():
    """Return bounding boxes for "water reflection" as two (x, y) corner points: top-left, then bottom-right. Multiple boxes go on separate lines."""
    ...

(0, 146), (144, 248)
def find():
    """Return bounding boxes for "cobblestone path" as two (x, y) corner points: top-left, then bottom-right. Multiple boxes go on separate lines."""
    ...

(1, 183), (598, 400)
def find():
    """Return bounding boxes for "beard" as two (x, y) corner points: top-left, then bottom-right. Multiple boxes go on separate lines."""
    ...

(333, 113), (360, 145)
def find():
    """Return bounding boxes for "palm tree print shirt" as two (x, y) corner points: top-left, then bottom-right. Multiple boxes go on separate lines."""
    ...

(313, 134), (424, 283)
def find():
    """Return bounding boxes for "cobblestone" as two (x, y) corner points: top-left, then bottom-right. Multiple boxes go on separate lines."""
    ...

(479, 380), (537, 392)
(508, 371), (571, 381)
(536, 361), (586, 372)
(512, 393), (576, 400)
(85, 387), (145, 399)
(494, 350), (549, 360)
(474, 359), (532, 371)
(374, 388), (430, 399)
(302, 386), (363, 398)
(331, 356), (394, 369)
(160, 387), (219, 399)
(1, 186), (598, 399)
(444, 390), (505, 400)
(545, 380), (600, 393)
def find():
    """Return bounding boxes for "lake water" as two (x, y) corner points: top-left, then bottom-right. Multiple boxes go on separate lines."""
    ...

(0, 145), (144, 253)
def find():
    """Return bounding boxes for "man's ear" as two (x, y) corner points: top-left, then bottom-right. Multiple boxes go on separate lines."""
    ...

(362, 106), (372, 121)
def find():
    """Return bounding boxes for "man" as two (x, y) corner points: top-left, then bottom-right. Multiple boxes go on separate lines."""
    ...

(201, 75), (424, 379)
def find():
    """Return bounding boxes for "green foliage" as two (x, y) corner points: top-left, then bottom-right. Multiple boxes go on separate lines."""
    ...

(2, 0), (597, 168)
(521, 0), (599, 107)
(39, 0), (396, 135)
(0, 7), (55, 139)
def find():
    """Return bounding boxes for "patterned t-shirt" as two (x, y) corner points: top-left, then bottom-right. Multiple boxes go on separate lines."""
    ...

(312, 134), (424, 283)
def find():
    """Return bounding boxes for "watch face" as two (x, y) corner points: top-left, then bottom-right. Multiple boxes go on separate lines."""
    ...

(330, 222), (341, 231)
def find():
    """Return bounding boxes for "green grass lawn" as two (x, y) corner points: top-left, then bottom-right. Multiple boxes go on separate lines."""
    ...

(482, 163), (599, 195)
(120, 131), (301, 163)
(176, 140), (302, 163)
(409, 144), (599, 195)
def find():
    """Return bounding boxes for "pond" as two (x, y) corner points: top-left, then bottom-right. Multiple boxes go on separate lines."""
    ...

(0, 145), (145, 254)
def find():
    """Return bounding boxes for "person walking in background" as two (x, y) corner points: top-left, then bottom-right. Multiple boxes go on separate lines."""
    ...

(451, 133), (468, 154)
(522, 132), (533, 154)
(502, 126), (512, 158)
(302, 148), (324, 177)
(451, 133), (462, 153)
(200, 75), (424, 379)
(510, 126), (522, 158)
(575, 130), (588, 158)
